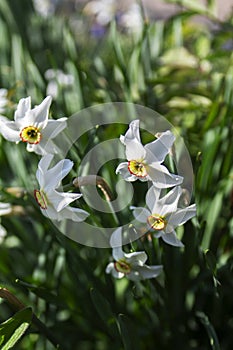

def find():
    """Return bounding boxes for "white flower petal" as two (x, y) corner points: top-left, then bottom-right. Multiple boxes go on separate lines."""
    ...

(145, 130), (175, 163)
(153, 186), (182, 216)
(147, 164), (183, 188)
(29, 95), (52, 129)
(168, 204), (196, 227)
(42, 205), (89, 222)
(105, 262), (114, 274)
(145, 186), (161, 212)
(136, 264), (163, 279)
(121, 119), (141, 144)
(28, 139), (61, 155)
(41, 205), (59, 220)
(116, 162), (137, 182)
(112, 246), (125, 261)
(57, 206), (89, 222)
(131, 206), (151, 223)
(120, 120), (146, 160)
(106, 262), (124, 279)
(48, 189), (82, 212)
(127, 270), (141, 281)
(36, 154), (54, 188)
(162, 231), (184, 247)
(110, 228), (125, 260)
(0, 120), (20, 142)
(110, 227), (122, 247)
(42, 118), (67, 139)
(14, 97), (31, 125)
(124, 251), (148, 265)
(125, 139), (146, 161)
(43, 158), (74, 192)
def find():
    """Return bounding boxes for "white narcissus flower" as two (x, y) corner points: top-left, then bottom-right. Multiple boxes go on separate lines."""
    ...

(116, 120), (183, 188)
(0, 96), (67, 155)
(34, 154), (89, 222)
(105, 227), (163, 281)
(131, 186), (196, 247)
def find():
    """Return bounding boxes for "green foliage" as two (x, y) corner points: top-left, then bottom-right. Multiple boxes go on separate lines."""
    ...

(0, 308), (32, 349)
(0, 0), (233, 349)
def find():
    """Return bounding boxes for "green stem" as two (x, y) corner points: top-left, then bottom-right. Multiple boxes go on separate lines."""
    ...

(73, 175), (119, 225)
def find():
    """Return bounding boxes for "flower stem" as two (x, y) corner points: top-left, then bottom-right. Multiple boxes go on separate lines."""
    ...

(73, 175), (119, 225)
(73, 175), (114, 201)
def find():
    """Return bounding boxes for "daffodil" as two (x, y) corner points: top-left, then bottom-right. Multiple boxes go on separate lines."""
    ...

(131, 186), (196, 247)
(34, 154), (89, 222)
(116, 119), (183, 188)
(0, 96), (67, 155)
(106, 227), (163, 281)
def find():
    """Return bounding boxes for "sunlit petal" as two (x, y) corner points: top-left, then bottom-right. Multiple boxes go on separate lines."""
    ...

(145, 130), (175, 163)
(162, 231), (184, 247)
(136, 265), (163, 279)
(43, 158), (74, 191)
(124, 251), (148, 265)
(145, 186), (161, 212)
(29, 96), (52, 129)
(116, 162), (137, 182)
(0, 120), (20, 142)
(42, 118), (67, 139)
(147, 164), (183, 188)
(14, 96), (31, 125)
(47, 190), (82, 212)
(131, 206), (150, 223)
(168, 205), (196, 227)
(121, 119), (141, 145)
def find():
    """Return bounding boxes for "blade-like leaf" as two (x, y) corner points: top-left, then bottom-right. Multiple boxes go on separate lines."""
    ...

(0, 307), (32, 349)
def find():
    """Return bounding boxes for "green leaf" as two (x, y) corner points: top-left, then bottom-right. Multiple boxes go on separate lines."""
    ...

(0, 307), (32, 349)
(117, 314), (133, 350)
(204, 249), (217, 275)
(90, 288), (118, 338)
(15, 279), (66, 308)
(196, 311), (220, 350)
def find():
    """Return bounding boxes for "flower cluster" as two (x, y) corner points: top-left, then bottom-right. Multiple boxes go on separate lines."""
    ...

(0, 95), (89, 228)
(106, 120), (196, 281)
(0, 96), (196, 284)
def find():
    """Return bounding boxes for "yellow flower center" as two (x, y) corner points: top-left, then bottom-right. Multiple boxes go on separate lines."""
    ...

(147, 214), (167, 231)
(34, 190), (48, 209)
(128, 160), (147, 177)
(20, 126), (41, 144)
(114, 259), (131, 274)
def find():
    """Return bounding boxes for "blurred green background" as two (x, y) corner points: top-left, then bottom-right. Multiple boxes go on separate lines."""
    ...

(0, 0), (233, 349)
